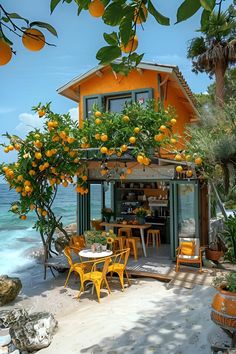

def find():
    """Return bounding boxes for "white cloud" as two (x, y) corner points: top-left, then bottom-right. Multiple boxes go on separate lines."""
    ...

(16, 113), (44, 135)
(68, 107), (79, 122)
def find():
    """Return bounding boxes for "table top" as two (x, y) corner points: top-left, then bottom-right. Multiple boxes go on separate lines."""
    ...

(100, 222), (152, 229)
(79, 249), (113, 259)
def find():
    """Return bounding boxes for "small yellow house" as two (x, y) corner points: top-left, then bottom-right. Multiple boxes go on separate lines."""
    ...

(57, 62), (208, 262)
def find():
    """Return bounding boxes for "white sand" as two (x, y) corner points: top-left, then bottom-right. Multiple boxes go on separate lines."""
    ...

(1, 265), (225, 354)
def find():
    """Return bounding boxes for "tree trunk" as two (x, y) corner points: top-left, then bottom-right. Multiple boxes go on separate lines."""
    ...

(215, 61), (227, 107)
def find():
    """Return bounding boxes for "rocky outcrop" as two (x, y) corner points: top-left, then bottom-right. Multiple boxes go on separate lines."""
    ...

(0, 309), (57, 353)
(0, 276), (22, 306)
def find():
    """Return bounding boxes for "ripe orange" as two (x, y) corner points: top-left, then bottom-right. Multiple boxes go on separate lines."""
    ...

(134, 127), (140, 134)
(159, 125), (167, 132)
(32, 161), (37, 167)
(121, 144), (128, 152)
(63, 181), (68, 187)
(82, 175), (88, 181)
(24, 180), (31, 187)
(22, 28), (45, 51)
(4, 147), (9, 153)
(34, 140), (43, 148)
(25, 185), (32, 193)
(2, 166), (8, 172)
(170, 118), (177, 125)
(95, 110), (102, 117)
(137, 154), (144, 164)
(143, 157), (150, 166)
(134, 4), (148, 24)
(46, 150), (52, 157)
(176, 165), (183, 173)
(35, 152), (42, 160)
(29, 170), (36, 176)
(8, 145), (14, 151)
(17, 175), (23, 181)
(88, 0), (105, 17)
(0, 39), (12, 66)
(95, 118), (102, 125)
(122, 115), (130, 122)
(14, 144), (21, 151)
(30, 204), (35, 210)
(185, 155), (191, 162)
(127, 168), (132, 174)
(175, 154), (182, 161)
(20, 215), (27, 220)
(154, 134), (164, 142)
(101, 134), (108, 142)
(95, 133), (101, 140)
(100, 146), (108, 154)
(100, 169), (108, 176)
(195, 157), (202, 165)
(186, 170), (193, 177)
(41, 210), (47, 217)
(129, 137), (136, 144)
(15, 187), (22, 193)
(67, 137), (75, 144)
(121, 35), (138, 53)
(170, 138), (177, 144)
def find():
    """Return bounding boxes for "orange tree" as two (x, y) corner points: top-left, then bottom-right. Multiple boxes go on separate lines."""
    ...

(0, 100), (195, 263)
(0, 1), (225, 72)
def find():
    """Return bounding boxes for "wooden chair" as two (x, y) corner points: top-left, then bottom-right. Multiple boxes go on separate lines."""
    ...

(175, 237), (204, 273)
(107, 248), (131, 290)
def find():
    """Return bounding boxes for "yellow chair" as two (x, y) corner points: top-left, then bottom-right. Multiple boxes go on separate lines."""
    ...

(113, 236), (126, 251)
(69, 235), (86, 255)
(175, 237), (204, 273)
(108, 248), (131, 290)
(77, 257), (111, 303)
(63, 246), (92, 287)
(146, 229), (161, 249)
(118, 228), (132, 237)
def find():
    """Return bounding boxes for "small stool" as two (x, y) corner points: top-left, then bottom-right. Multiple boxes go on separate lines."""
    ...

(113, 236), (126, 251)
(118, 228), (132, 237)
(146, 229), (161, 249)
(126, 238), (138, 260)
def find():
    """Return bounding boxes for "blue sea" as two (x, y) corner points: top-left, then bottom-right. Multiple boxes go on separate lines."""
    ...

(0, 183), (103, 275)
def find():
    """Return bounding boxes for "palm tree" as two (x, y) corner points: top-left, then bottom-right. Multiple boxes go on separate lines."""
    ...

(187, 5), (236, 106)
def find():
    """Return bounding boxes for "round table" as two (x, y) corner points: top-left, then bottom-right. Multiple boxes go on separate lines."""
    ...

(79, 249), (113, 259)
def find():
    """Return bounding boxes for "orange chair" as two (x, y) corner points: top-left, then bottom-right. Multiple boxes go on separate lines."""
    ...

(118, 228), (138, 260)
(107, 248), (131, 290)
(69, 235), (86, 255)
(146, 229), (161, 249)
(175, 237), (204, 273)
(77, 257), (111, 303)
(113, 236), (126, 251)
(63, 246), (92, 287)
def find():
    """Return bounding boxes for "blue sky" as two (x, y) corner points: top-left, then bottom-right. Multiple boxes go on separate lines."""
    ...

(0, 0), (232, 166)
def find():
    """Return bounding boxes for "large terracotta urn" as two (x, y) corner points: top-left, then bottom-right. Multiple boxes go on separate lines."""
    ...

(211, 287), (236, 330)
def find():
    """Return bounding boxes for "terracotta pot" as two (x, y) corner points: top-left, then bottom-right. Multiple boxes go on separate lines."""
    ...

(206, 248), (223, 261)
(211, 287), (236, 330)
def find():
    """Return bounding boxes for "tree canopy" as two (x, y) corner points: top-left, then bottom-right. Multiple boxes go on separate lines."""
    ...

(0, 0), (232, 73)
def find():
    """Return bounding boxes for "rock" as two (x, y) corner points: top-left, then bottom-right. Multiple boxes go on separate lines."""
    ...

(10, 312), (58, 352)
(0, 346), (8, 354)
(0, 277), (22, 306)
(0, 329), (11, 346)
(0, 309), (27, 329)
(9, 350), (20, 354)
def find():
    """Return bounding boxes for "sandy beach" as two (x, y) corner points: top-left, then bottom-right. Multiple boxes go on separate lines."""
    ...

(1, 264), (226, 354)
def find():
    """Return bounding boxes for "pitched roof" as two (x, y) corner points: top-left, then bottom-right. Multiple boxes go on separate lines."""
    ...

(57, 61), (198, 116)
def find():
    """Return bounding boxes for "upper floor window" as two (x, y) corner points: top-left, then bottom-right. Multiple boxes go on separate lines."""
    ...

(106, 94), (131, 113)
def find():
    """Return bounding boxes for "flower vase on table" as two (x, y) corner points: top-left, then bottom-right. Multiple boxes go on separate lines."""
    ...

(137, 216), (145, 225)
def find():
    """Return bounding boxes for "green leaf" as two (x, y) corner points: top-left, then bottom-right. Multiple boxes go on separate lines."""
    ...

(30, 22), (58, 37)
(50, 0), (62, 14)
(75, 0), (90, 9)
(176, 0), (201, 23)
(103, 32), (118, 46)
(96, 45), (121, 64)
(119, 8), (134, 45)
(8, 12), (29, 25)
(1, 17), (9, 23)
(147, 0), (170, 26)
(103, 3), (125, 26)
(200, 0), (215, 12)
(77, 4), (83, 16)
(201, 9), (210, 29)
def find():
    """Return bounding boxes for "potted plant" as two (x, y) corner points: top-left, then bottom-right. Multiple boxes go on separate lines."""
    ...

(101, 208), (114, 223)
(133, 207), (149, 225)
(206, 239), (224, 262)
(211, 272), (236, 330)
(221, 213), (236, 263)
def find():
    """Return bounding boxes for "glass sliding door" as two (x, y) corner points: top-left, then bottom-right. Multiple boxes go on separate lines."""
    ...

(170, 181), (199, 259)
